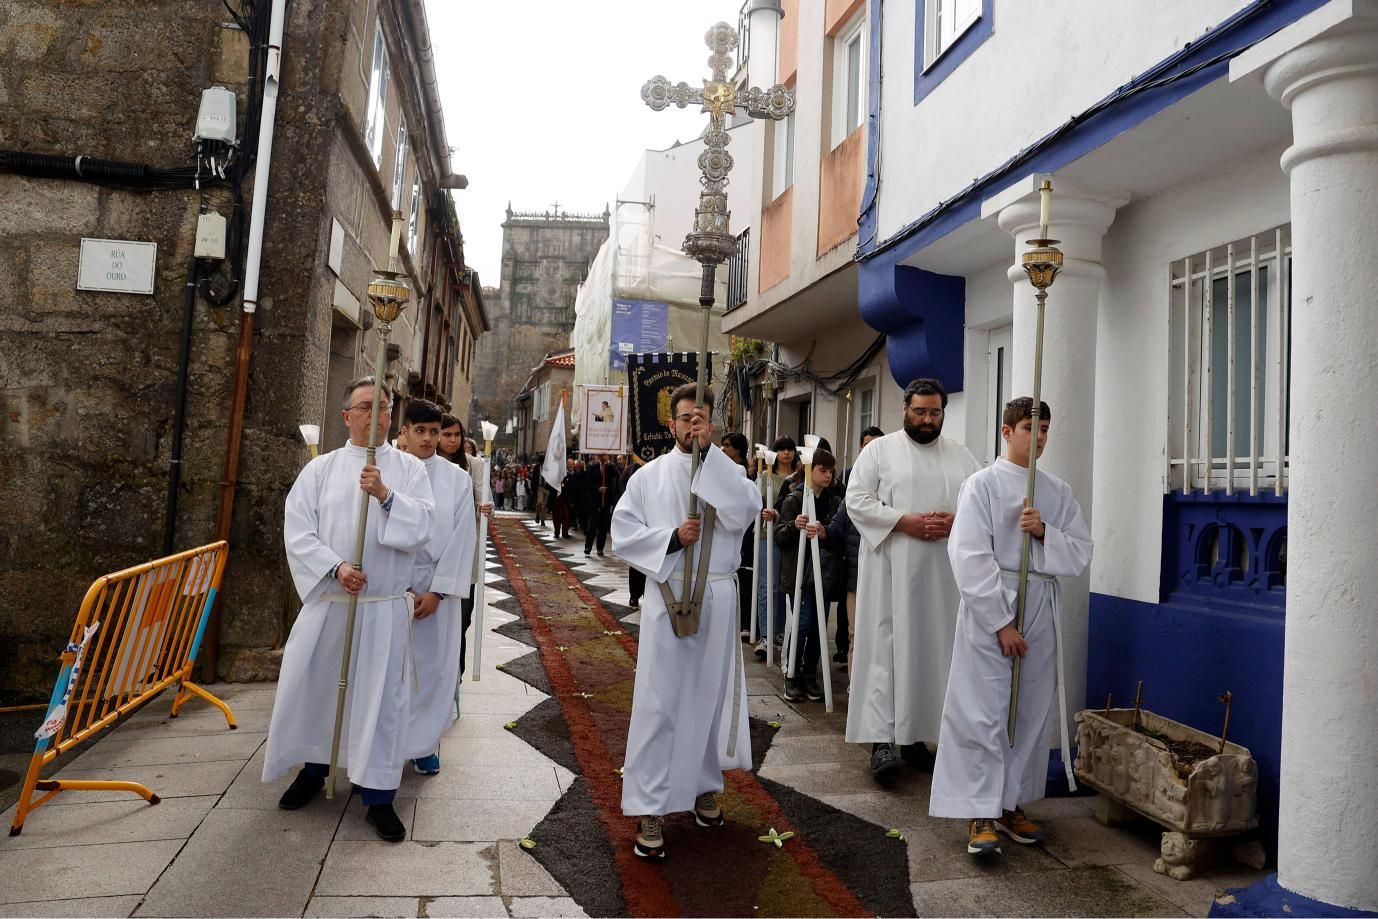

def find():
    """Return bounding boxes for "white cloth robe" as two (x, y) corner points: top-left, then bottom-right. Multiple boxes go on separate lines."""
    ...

(929, 458), (1093, 818)
(844, 431), (981, 746)
(264, 442), (435, 791)
(611, 445), (761, 816)
(403, 454), (477, 760)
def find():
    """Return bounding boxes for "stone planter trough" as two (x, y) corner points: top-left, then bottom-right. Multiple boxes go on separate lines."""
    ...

(1074, 707), (1259, 880)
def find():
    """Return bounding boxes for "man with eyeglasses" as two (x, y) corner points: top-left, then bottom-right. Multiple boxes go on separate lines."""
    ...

(844, 378), (980, 783)
(611, 383), (761, 860)
(264, 376), (436, 842)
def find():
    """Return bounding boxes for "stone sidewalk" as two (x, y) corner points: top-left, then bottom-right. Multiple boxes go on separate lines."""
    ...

(0, 514), (1263, 917)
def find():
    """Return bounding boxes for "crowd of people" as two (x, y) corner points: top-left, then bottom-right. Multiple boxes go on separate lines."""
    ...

(263, 374), (1092, 864)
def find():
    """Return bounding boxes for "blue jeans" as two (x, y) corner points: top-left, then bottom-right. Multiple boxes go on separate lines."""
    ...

(754, 536), (785, 640)
(303, 761), (395, 806)
(792, 589), (830, 680)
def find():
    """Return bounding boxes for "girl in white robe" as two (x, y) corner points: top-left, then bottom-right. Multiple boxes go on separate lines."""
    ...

(265, 441), (434, 795)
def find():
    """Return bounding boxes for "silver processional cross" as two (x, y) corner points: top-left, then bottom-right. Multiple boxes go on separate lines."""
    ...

(641, 23), (794, 632)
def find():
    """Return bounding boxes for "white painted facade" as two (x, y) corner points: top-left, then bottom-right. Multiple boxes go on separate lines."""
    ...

(726, 0), (898, 458)
(866, 0), (1378, 909)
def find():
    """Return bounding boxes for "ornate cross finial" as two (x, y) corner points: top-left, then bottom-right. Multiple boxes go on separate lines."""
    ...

(641, 21), (795, 266)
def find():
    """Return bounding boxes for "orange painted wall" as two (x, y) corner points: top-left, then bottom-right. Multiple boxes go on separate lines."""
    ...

(825, 0), (865, 36)
(817, 126), (864, 257)
(759, 187), (794, 293)
(779, 0), (799, 84)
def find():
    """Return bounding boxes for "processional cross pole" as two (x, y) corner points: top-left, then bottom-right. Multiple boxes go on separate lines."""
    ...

(641, 22), (794, 630)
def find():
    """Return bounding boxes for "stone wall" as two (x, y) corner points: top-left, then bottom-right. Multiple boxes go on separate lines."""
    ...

(469, 213), (608, 434)
(0, 0), (477, 695)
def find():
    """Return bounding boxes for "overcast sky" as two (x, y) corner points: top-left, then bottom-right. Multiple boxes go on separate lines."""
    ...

(426, 0), (746, 285)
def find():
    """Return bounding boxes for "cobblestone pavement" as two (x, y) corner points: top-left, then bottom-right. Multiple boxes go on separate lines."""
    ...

(0, 512), (1264, 917)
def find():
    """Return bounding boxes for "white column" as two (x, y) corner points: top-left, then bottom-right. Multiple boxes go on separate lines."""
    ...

(986, 179), (1126, 748)
(1233, 2), (1378, 910)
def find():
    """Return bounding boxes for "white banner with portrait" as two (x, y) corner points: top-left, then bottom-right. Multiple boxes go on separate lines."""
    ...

(579, 384), (628, 455)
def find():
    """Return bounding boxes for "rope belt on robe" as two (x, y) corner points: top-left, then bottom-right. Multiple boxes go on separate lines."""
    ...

(654, 570), (746, 760)
(998, 569), (1076, 792)
(320, 592), (420, 693)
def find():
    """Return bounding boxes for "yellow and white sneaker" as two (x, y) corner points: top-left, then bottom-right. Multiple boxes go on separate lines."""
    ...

(967, 818), (1002, 855)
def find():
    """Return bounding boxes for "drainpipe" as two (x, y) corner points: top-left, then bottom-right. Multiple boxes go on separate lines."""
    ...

(162, 255), (200, 557)
(202, 0), (287, 682)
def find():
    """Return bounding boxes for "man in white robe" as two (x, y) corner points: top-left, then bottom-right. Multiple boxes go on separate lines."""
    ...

(264, 378), (434, 842)
(398, 399), (477, 775)
(611, 384), (761, 860)
(845, 378), (980, 781)
(929, 397), (1092, 856)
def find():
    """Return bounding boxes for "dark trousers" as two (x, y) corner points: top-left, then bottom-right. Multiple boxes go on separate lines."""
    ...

(303, 761), (394, 805)
(628, 567), (645, 603)
(459, 595), (475, 676)
(584, 506), (611, 553)
(553, 497), (571, 537)
(737, 566), (753, 631)
(791, 590), (829, 680)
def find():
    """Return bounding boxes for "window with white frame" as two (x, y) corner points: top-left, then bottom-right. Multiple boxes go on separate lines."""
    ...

(1166, 226), (1291, 496)
(364, 23), (390, 169)
(390, 114), (407, 209)
(924, 0), (982, 69)
(832, 15), (866, 148)
(770, 110), (795, 200)
(534, 383), (550, 422)
(407, 175), (421, 256)
(857, 386), (875, 434)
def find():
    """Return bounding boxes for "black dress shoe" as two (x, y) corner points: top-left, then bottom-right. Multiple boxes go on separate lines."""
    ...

(870, 743), (901, 782)
(900, 742), (936, 772)
(278, 770), (324, 810)
(366, 802), (407, 842)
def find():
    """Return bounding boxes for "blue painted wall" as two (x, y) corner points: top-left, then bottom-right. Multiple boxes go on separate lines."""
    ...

(1088, 492), (1288, 844)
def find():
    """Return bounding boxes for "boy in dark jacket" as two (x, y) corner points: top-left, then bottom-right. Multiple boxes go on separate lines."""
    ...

(776, 449), (839, 702)
(825, 502), (861, 675)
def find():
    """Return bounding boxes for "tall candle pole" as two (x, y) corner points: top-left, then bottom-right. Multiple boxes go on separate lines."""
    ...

(1008, 180), (1063, 747)
(327, 213), (409, 798)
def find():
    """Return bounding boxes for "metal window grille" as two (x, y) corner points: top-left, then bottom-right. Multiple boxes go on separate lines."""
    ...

(1166, 226), (1291, 495)
(726, 229), (750, 311)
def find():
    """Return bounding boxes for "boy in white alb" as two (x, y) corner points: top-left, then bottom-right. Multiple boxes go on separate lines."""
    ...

(929, 397), (1093, 856)
(399, 399), (477, 776)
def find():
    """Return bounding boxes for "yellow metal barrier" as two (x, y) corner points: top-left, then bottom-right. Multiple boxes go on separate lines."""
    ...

(9, 541), (236, 836)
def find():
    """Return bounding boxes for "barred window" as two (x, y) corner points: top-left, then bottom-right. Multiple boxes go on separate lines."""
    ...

(1166, 227), (1291, 495)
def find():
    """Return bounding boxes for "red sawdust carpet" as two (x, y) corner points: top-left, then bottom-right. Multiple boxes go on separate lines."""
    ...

(491, 518), (915, 918)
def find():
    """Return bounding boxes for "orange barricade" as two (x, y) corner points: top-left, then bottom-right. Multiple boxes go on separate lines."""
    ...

(9, 541), (236, 836)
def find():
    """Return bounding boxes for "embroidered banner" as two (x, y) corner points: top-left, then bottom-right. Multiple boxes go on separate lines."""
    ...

(625, 353), (711, 462)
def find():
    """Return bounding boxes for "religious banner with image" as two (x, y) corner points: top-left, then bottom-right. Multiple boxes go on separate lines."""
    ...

(579, 384), (628, 455)
(626, 352), (711, 462)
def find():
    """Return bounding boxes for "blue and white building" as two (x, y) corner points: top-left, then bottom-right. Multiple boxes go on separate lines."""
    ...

(840, 0), (1378, 912)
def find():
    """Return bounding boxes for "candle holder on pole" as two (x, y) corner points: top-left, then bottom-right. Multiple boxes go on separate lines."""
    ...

(1008, 180), (1063, 748)
(326, 217), (410, 798)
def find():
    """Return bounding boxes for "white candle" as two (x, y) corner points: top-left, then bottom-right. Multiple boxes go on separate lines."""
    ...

(389, 214), (403, 260)
(1039, 181), (1052, 232)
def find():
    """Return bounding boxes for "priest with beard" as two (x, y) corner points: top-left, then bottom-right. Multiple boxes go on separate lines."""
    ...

(611, 383), (761, 860)
(844, 378), (980, 782)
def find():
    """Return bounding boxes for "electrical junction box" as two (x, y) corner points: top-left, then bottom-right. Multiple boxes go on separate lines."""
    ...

(194, 87), (237, 143)
(195, 212), (227, 259)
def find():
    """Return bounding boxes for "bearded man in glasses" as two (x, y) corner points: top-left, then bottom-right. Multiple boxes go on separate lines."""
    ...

(844, 377), (980, 783)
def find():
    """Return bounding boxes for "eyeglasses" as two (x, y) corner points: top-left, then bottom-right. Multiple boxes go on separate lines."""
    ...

(905, 408), (944, 420)
(347, 403), (393, 414)
(674, 413), (697, 423)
